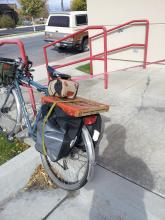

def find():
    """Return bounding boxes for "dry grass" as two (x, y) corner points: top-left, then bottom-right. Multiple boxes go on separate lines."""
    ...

(24, 164), (57, 191)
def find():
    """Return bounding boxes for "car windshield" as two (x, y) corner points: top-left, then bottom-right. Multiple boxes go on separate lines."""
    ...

(48, 16), (70, 27)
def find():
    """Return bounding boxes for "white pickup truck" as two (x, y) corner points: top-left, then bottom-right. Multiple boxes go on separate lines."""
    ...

(44, 11), (88, 52)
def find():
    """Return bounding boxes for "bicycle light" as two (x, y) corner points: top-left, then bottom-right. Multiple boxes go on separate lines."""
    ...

(84, 115), (97, 125)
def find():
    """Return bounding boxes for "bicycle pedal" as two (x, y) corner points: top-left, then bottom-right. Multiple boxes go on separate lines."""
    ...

(1, 107), (10, 114)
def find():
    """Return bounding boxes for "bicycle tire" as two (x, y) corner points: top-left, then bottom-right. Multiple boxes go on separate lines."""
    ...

(0, 87), (22, 135)
(41, 125), (95, 191)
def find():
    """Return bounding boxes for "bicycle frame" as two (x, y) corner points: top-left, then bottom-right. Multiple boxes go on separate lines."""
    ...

(0, 39), (99, 190)
(14, 75), (48, 138)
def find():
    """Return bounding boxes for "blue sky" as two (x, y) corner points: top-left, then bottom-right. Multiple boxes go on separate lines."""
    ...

(48, 0), (70, 11)
(0, 0), (71, 12)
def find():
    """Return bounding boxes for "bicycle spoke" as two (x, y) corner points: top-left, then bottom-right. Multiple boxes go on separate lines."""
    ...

(0, 87), (18, 134)
(41, 126), (93, 190)
(47, 147), (88, 184)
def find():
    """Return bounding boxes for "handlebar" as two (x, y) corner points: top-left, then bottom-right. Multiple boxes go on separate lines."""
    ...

(0, 39), (27, 64)
(47, 66), (71, 80)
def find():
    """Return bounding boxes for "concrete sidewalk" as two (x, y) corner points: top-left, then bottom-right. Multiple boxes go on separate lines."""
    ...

(77, 66), (165, 198)
(1, 165), (165, 220)
(0, 189), (68, 220)
(1, 62), (165, 219)
(48, 165), (165, 220)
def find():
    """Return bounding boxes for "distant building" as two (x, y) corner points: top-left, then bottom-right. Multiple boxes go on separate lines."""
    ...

(0, 4), (18, 23)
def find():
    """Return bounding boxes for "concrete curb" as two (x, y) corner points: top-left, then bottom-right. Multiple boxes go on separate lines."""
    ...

(0, 31), (44, 40)
(0, 146), (40, 203)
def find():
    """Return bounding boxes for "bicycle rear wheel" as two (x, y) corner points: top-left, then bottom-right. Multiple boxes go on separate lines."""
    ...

(41, 126), (95, 190)
(0, 87), (21, 135)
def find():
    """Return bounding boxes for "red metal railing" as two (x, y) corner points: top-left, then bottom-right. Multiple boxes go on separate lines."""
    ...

(0, 21), (150, 113)
(43, 20), (149, 90)
(89, 19), (149, 73)
(43, 25), (108, 89)
(0, 39), (37, 115)
(0, 39), (27, 64)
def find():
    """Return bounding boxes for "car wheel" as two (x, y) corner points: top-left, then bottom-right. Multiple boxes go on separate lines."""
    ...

(80, 38), (89, 52)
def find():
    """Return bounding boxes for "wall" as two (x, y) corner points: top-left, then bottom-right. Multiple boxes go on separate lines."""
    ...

(87, 0), (165, 73)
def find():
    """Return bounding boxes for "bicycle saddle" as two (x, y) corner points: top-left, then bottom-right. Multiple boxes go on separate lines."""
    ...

(47, 66), (71, 80)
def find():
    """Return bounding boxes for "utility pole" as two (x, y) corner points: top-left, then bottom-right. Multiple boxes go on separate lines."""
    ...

(61, 0), (64, 11)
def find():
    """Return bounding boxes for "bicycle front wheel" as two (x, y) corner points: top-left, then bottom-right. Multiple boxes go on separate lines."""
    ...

(41, 125), (95, 190)
(0, 87), (21, 135)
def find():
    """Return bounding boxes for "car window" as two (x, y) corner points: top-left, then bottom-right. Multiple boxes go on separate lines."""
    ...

(76, 15), (88, 26)
(48, 16), (70, 27)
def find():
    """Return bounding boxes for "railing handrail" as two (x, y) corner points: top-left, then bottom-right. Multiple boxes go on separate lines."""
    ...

(43, 25), (107, 49)
(90, 19), (149, 40)
(43, 25), (108, 66)
(90, 19), (149, 69)
(93, 43), (145, 58)
(108, 19), (149, 33)
(0, 39), (27, 64)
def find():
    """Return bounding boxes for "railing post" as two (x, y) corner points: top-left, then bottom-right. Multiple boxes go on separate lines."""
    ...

(143, 20), (149, 69)
(103, 28), (108, 89)
(43, 47), (50, 80)
(28, 87), (37, 116)
(89, 38), (93, 77)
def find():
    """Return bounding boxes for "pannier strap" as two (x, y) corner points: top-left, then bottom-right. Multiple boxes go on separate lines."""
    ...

(42, 100), (81, 156)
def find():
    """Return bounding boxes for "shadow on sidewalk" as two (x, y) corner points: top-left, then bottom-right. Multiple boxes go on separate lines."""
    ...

(89, 119), (154, 220)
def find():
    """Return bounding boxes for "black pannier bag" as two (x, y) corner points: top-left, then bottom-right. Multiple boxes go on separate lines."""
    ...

(35, 105), (83, 162)
(0, 57), (17, 86)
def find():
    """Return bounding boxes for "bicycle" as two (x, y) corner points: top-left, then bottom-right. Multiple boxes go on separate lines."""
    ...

(0, 39), (108, 190)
